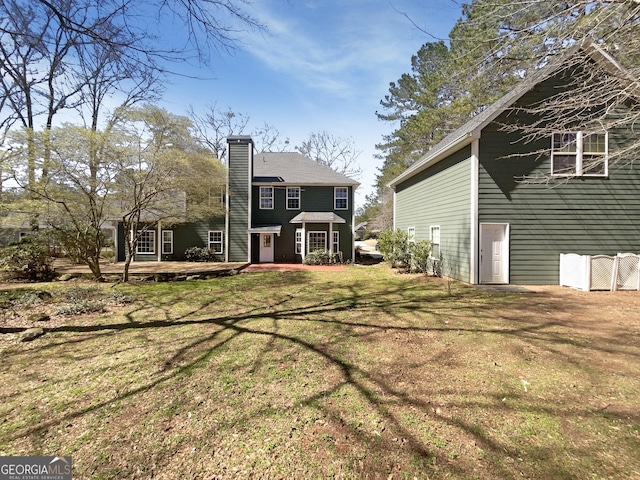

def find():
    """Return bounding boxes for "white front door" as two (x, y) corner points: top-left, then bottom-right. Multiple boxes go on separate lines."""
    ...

(259, 233), (274, 263)
(480, 223), (509, 284)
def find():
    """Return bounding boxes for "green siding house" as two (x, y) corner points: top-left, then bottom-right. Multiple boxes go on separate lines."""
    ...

(228, 136), (359, 263)
(116, 136), (359, 264)
(389, 42), (640, 285)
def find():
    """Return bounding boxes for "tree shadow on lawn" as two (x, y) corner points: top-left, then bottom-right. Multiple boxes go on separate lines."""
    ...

(3, 272), (639, 478)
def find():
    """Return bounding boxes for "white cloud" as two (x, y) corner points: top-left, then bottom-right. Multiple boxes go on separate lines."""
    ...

(244, 1), (429, 98)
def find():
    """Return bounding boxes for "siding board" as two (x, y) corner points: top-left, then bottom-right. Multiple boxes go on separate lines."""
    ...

(478, 72), (640, 284)
(396, 148), (472, 281)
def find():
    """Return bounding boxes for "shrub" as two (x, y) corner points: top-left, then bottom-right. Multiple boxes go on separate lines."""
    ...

(409, 239), (433, 274)
(0, 232), (56, 281)
(304, 250), (339, 265)
(184, 247), (218, 262)
(377, 229), (411, 269)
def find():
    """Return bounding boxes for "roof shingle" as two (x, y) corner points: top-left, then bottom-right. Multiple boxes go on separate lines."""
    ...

(253, 152), (359, 186)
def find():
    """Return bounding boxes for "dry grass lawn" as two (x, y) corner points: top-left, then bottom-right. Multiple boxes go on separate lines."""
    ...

(1, 265), (639, 479)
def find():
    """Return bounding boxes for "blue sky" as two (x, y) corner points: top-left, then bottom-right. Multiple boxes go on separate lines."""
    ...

(160, 0), (464, 206)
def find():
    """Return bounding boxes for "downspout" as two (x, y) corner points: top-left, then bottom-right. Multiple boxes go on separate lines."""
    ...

(329, 222), (334, 256)
(301, 221), (306, 263)
(157, 221), (162, 261)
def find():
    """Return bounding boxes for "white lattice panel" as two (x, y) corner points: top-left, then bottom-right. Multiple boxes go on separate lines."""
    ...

(615, 253), (640, 291)
(590, 255), (615, 291)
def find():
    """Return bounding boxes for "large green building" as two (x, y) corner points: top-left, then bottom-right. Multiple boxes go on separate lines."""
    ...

(116, 136), (359, 264)
(390, 42), (639, 285)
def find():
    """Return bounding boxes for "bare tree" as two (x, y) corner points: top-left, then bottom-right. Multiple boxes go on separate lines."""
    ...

(110, 105), (225, 281)
(296, 131), (362, 179)
(441, 0), (640, 172)
(251, 122), (291, 153)
(25, 0), (265, 65)
(188, 103), (251, 161)
(0, 1), (88, 228)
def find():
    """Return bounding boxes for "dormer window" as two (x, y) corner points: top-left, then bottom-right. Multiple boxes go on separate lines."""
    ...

(551, 132), (608, 177)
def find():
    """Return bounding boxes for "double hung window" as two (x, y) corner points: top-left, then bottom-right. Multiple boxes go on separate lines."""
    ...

(334, 187), (348, 210)
(552, 132), (608, 177)
(208, 231), (224, 254)
(161, 230), (173, 255)
(260, 186), (274, 209)
(430, 226), (440, 259)
(287, 187), (300, 210)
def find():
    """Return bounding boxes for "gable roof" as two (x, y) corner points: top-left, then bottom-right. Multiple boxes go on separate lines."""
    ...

(253, 152), (359, 187)
(388, 40), (637, 189)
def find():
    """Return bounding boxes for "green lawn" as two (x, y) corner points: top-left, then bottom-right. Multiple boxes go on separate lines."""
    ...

(1, 266), (639, 479)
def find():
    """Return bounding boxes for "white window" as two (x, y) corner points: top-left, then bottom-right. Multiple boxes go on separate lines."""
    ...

(430, 226), (440, 259)
(295, 229), (302, 254)
(552, 131), (608, 177)
(161, 230), (173, 255)
(308, 231), (326, 252)
(137, 230), (155, 254)
(260, 186), (273, 209)
(287, 187), (300, 210)
(334, 187), (348, 210)
(208, 231), (223, 254)
(407, 227), (416, 243)
(332, 231), (340, 253)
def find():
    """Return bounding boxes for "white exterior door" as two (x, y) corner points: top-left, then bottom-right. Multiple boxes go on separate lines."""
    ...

(480, 223), (509, 284)
(259, 233), (274, 263)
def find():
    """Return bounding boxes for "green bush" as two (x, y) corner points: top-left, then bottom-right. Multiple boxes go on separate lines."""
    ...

(184, 247), (218, 262)
(409, 239), (433, 274)
(377, 229), (411, 270)
(303, 250), (340, 265)
(0, 232), (56, 281)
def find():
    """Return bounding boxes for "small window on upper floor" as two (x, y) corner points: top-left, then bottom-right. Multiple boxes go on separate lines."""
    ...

(287, 187), (300, 210)
(260, 186), (273, 209)
(551, 131), (608, 177)
(334, 187), (348, 210)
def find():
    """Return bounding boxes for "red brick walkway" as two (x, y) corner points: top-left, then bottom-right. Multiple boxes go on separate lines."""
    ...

(242, 263), (345, 273)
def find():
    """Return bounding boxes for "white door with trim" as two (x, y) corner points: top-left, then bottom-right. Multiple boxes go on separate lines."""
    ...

(259, 233), (274, 263)
(480, 224), (509, 284)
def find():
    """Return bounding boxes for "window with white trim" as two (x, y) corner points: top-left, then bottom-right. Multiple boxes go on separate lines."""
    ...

(332, 231), (340, 253)
(430, 226), (440, 259)
(407, 227), (416, 243)
(295, 229), (302, 254)
(208, 231), (224, 254)
(334, 187), (348, 210)
(161, 230), (173, 255)
(308, 231), (326, 252)
(552, 131), (608, 177)
(260, 186), (273, 209)
(137, 230), (155, 254)
(287, 187), (300, 210)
